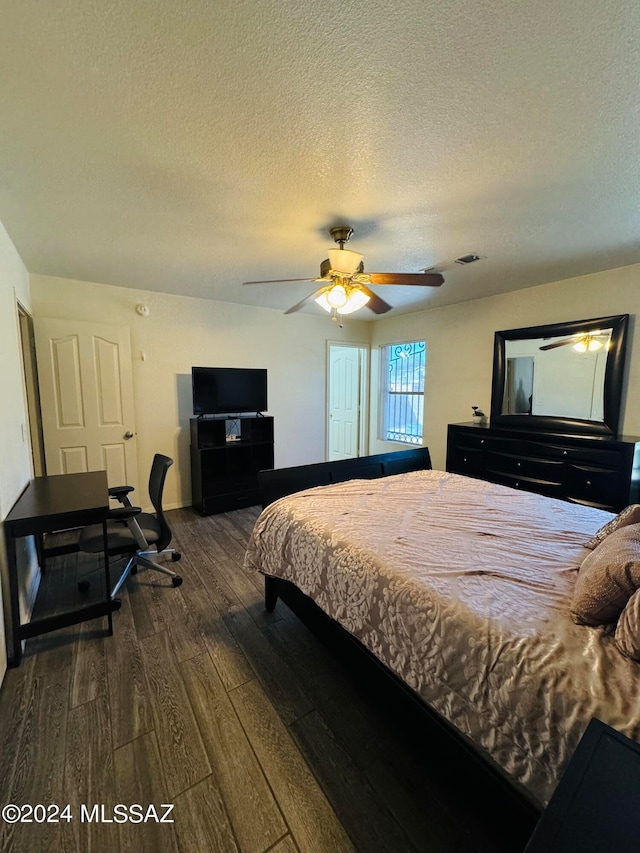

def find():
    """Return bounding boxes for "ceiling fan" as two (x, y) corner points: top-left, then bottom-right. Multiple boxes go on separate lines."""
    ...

(539, 331), (610, 352)
(243, 225), (445, 320)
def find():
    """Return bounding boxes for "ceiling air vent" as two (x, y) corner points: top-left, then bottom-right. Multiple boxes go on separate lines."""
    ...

(421, 253), (483, 273)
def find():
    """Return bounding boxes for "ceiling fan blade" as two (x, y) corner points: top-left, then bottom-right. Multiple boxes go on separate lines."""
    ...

(358, 284), (392, 314)
(243, 277), (319, 285)
(367, 272), (444, 287)
(284, 286), (328, 315)
(539, 339), (575, 350)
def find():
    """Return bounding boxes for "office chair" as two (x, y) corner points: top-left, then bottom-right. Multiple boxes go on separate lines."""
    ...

(78, 453), (183, 599)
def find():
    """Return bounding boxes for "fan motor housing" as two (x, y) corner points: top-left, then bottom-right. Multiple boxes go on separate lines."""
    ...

(329, 226), (354, 246)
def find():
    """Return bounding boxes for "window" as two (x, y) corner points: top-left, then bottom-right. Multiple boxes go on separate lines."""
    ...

(380, 341), (426, 445)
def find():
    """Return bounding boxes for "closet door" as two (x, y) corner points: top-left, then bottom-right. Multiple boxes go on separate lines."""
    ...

(34, 318), (138, 490)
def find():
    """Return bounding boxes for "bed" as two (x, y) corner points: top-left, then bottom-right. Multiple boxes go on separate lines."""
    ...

(244, 456), (640, 820)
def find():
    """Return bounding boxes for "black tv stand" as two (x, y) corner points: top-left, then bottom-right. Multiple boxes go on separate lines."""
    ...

(190, 415), (274, 515)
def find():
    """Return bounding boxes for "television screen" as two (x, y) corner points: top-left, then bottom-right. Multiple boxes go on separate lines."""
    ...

(192, 367), (267, 415)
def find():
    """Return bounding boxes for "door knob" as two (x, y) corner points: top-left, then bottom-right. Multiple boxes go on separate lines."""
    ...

(124, 431), (135, 440)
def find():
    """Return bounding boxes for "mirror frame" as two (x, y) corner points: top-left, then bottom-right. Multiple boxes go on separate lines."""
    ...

(490, 314), (629, 436)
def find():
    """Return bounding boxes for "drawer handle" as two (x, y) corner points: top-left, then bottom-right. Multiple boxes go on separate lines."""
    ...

(463, 457), (467, 462)
(517, 462), (521, 467)
(480, 440), (485, 445)
(586, 480), (592, 486)
(563, 450), (568, 456)
(515, 481), (519, 487)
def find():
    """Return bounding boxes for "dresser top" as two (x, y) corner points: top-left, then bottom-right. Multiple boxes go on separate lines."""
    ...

(450, 422), (640, 445)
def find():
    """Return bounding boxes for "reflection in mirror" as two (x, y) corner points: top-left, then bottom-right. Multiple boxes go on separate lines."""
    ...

(502, 329), (612, 420)
(504, 356), (534, 414)
(490, 314), (628, 436)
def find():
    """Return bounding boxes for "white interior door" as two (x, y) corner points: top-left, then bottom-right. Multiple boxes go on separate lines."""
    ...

(328, 344), (366, 461)
(34, 318), (138, 489)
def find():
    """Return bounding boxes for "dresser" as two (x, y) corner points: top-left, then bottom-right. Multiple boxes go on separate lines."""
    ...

(446, 422), (640, 512)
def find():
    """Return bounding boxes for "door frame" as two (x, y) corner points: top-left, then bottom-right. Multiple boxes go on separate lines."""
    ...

(326, 341), (370, 461)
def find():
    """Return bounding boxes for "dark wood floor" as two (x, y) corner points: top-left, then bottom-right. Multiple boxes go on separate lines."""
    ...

(0, 506), (525, 853)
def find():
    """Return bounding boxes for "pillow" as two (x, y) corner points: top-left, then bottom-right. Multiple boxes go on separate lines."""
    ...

(571, 523), (640, 626)
(585, 504), (640, 550)
(615, 588), (640, 662)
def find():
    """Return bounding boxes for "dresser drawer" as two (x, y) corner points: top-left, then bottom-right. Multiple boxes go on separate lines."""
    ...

(565, 465), (625, 506)
(488, 471), (565, 500)
(486, 451), (564, 482)
(521, 441), (623, 470)
(448, 446), (485, 476)
(452, 430), (521, 454)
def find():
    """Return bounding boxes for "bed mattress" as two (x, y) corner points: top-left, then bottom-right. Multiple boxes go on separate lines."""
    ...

(244, 469), (640, 804)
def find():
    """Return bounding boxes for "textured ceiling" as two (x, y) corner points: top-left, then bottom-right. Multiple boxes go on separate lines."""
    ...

(1, 0), (639, 319)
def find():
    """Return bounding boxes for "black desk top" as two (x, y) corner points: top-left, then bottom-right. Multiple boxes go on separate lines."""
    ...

(5, 471), (109, 537)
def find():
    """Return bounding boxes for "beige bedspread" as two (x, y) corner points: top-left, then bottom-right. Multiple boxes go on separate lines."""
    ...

(244, 469), (640, 805)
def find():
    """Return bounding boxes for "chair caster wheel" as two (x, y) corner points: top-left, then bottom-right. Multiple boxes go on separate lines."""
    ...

(112, 598), (122, 611)
(172, 576), (183, 587)
(130, 565), (138, 575)
(78, 580), (90, 593)
(171, 551), (182, 562)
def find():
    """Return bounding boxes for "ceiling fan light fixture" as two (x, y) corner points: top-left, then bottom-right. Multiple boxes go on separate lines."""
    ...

(572, 335), (605, 353)
(326, 283), (348, 308)
(315, 284), (347, 312)
(337, 287), (370, 315)
(327, 248), (363, 276)
(314, 292), (333, 313)
(314, 283), (370, 316)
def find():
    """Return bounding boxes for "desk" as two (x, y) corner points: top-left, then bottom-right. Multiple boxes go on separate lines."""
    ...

(3, 471), (120, 667)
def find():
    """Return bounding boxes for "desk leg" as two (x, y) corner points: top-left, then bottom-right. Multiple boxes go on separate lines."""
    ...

(5, 532), (22, 667)
(103, 521), (113, 636)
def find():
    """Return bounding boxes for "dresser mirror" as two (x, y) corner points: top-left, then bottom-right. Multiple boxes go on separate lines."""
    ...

(490, 314), (629, 435)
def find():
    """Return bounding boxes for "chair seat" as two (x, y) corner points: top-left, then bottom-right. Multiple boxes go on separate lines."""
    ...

(79, 513), (161, 554)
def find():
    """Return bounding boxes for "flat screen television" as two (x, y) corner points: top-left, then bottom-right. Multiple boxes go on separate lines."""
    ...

(192, 366), (267, 416)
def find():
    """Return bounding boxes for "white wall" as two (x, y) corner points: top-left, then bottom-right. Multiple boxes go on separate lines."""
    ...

(0, 219), (40, 678)
(369, 263), (640, 470)
(30, 275), (371, 508)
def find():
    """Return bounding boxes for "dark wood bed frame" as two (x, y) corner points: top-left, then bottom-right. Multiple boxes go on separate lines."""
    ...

(258, 448), (542, 850)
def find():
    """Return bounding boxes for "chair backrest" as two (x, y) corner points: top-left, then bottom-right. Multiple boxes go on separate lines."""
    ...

(148, 453), (174, 551)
